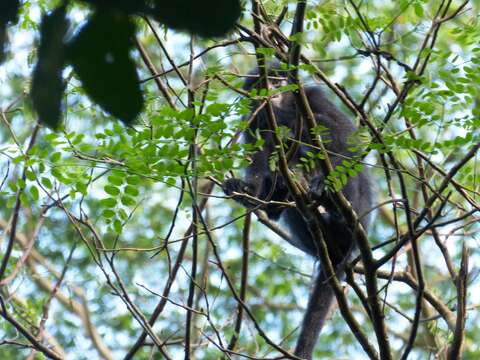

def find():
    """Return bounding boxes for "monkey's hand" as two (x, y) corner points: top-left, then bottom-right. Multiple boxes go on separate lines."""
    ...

(223, 178), (255, 196)
(308, 175), (343, 219)
(222, 178), (258, 208)
(223, 177), (286, 220)
(308, 175), (326, 201)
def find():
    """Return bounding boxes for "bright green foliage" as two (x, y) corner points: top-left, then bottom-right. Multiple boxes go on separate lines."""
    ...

(1, 1), (480, 359)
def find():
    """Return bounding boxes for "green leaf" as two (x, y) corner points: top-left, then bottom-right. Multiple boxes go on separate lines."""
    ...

(51, 152), (61, 163)
(30, 6), (68, 129)
(8, 181), (17, 192)
(113, 219), (122, 233)
(72, 133), (85, 145)
(256, 47), (276, 57)
(414, 3), (424, 17)
(108, 175), (124, 186)
(13, 155), (25, 164)
(124, 185), (139, 197)
(126, 175), (141, 185)
(30, 186), (39, 201)
(102, 209), (116, 218)
(17, 178), (26, 189)
(354, 164), (364, 172)
(68, 9), (143, 123)
(100, 198), (117, 207)
(44, 133), (59, 142)
(76, 182), (87, 195)
(118, 208), (128, 221)
(121, 195), (136, 206)
(206, 103), (229, 116)
(41, 177), (53, 189)
(104, 185), (120, 196)
(20, 192), (29, 205)
(25, 170), (36, 181)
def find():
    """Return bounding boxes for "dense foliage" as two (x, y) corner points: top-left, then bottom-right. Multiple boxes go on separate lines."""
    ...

(1, 0), (480, 359)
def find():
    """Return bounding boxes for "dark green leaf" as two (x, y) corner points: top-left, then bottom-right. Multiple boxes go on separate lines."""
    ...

(68, 9), (143, 123)
(152, 0), (241, 37)
(0, 0), (19, 25)
(31, 6), (69, 128)
(0, 0), (20, 63)
(80, 0), (147, 13)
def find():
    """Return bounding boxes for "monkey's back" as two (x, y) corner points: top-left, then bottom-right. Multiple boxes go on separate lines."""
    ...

(304, 86), (373, 232)
(270, 86), (373, 258)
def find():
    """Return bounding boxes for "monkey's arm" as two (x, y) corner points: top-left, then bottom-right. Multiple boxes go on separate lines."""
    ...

(223, 144), (291, 219)
(223, 174), (289, 220)
(223, 177), (258, 207)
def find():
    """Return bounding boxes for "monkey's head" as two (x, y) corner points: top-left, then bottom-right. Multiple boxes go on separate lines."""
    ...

(242, 61), (289, 92)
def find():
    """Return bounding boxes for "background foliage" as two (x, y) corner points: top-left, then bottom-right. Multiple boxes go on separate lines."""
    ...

(1, 0), (480, 359)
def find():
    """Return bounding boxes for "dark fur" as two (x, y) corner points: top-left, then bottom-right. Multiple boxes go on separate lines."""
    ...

(224, 63), (373, 358)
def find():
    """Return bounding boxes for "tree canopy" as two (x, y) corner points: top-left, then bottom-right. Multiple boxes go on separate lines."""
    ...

(1, 0), (480, 359)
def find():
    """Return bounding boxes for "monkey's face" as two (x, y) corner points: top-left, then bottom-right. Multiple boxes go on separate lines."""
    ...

(267, 71), (289, 108)
(270, 91), (289, 107)
(268, 74), (288, 89)
(242, 61), (289, 92)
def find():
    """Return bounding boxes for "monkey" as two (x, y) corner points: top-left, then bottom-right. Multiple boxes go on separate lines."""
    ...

(223, 62), (373, 358)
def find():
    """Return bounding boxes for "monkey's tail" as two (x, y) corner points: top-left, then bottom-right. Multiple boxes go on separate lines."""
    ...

(294, 271), (336, 359)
